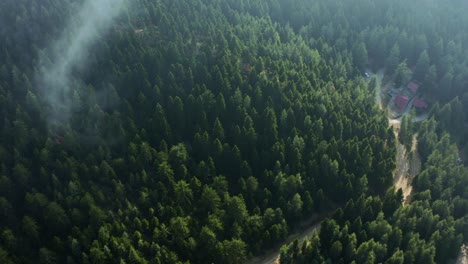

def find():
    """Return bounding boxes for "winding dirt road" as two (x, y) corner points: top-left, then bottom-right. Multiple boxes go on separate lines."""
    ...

(246, 215), (323, 264)
(374, 68), (422, 205)
(392, 134), (421, 204)
(246, 70), (426, 264)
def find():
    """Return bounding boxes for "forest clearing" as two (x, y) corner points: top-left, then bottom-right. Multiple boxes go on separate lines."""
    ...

(375, 70), (422, 205)
(456, 244), (468, 264)
(391, 127), (421, 205)
(256, 70), (423, 264)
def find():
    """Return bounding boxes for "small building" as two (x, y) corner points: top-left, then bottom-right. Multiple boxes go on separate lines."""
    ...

(413, 98), (428, 109)
(395, 95), (409, 110)
(407, 81), (420, 94)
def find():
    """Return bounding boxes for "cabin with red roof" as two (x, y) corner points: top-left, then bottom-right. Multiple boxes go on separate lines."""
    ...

(407, 81), (420, 94)
(395, 95), (409, 110)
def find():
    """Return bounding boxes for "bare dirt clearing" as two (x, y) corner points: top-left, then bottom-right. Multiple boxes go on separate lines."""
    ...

(392, 133), (421, 204)
(393, 141), (412, 203)
(377, 68), (422, 205)
(247, 215), (324, 264)
(456, 244), (468, 264)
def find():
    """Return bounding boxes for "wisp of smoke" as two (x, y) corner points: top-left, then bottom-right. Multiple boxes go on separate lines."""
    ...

(38, 0), (126, 130)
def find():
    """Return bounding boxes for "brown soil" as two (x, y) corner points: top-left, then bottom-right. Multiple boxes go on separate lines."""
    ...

(246, 214), (324, 264)
(393, 142), (412, 204)
(391, 123), (421, 205)
(456, 244), (468, 264)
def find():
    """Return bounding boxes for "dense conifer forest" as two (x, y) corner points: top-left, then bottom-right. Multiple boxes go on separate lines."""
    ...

(0, 0), (466, 263)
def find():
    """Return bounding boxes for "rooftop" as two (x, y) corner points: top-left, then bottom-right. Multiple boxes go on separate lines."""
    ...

(395, 95), (409, 110)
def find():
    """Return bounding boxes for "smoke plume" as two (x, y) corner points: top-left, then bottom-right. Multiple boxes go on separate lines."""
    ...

(39, 0), (126, 129)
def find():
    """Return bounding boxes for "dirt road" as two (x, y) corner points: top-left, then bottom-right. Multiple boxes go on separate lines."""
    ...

(456, 244), (468, 264)
(393, 141), (412, 203)
(370, 67), (422, 205)
(246, 215), (323, 264)
(247, 70), (422, 264)
(392, 134), (421, 204)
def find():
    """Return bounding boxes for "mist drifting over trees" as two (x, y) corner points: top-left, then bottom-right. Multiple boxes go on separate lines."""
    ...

(37, 0), (127, 128)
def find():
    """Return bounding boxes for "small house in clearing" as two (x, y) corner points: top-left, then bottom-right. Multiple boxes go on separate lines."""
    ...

(395, 95), (410, 110)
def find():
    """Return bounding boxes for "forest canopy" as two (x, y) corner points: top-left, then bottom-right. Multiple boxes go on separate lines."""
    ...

(0, 0), (467, 263)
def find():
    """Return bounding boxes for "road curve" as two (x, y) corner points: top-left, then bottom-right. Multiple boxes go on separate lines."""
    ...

(246, 216), (324, 264)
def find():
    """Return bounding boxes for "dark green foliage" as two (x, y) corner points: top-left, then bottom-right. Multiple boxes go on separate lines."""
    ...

(394, 61), (412, 88)
(285, 110), (468, 263)
(386, 44), (400, 75)
(415, 50), (431, 82)
(1, 0), (467, 263)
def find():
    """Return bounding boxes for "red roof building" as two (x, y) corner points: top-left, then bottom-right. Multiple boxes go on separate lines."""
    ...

(413, 98), (428, 109)
(395, 95), (409, 110)
(407, 82), (420, 94)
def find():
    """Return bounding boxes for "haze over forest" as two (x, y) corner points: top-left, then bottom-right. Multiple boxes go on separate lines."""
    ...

(0, 0), (467, 263)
